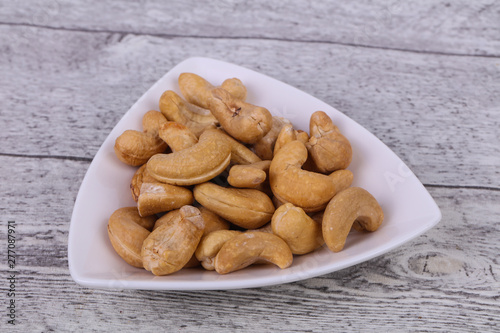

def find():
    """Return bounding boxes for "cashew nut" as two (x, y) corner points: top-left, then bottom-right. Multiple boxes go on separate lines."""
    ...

(273, 124), (309, 156)
(227, 160), (271, 189)
(114, 110), (168, 166)
(159, 90), (218, 137)
(130, 163), (157, 202)
(322, 187), (384, 252)
(195, 230), (242, 270)
(252, 116), (291, 160)
(158, 121), (198, 152)
(207, 88), (273, 144)
(107, 207), (156, 268)
(198, 206), (230, 235)
(178, 73), (247, 109)
(305, 111), (352, 173)
(137, 182), (194, 217)
(141, 205), (205, 275)
(193, 182), (275, 229)
(146, 127), (231, 185)
(214, 128), (262, 165)
(271, 203), (324, 255)
(214, 231), (293, 274)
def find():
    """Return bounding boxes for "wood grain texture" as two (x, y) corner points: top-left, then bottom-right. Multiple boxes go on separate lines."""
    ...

(1, 0), (499, 332)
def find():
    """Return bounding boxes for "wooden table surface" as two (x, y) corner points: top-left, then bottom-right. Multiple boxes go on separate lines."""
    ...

(1, 1), (499, 332)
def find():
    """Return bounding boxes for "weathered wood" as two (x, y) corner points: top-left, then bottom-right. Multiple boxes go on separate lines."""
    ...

(0, 0), (499, 56)
(0, 26), (498, 188)
(1, 154), (498, 331)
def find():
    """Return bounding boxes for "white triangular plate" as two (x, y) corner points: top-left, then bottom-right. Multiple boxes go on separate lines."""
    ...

(68, 57), (441, 290)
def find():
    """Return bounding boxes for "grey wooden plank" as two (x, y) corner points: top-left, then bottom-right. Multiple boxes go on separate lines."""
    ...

(1, 156), (499, 331)
(1, 26), (499, 188)
(0, 0), (499, 56)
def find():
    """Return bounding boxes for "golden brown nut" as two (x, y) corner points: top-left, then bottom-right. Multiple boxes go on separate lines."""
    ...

(153, 209), (181, 231)
(253, 116), (291, 160)
(178, 73), (247, 109)
(305, 111), (352, 173)
(227, 160), (271, 189)
(137, 182), (194, 216)
(141, 205), (205, 275)
(269, 140), (346, 212)
(195, 230), (242, 270)
(208, 88), (272, 144)
(198, 206), (230, 235)
(273, 124), (309, 156)
(322, 187), (384, 252)
(193, 182), (275, 229)
(130, 164), (157, 202)
(114, 110), (168, 166)
(107, 207), (156, 268)
(271, 203), (324, 255)
(159, 90), (218, 137)
(146, 128), (231, 185)
(214, 231), (293, 274)
(214, 129), (262, 165)
(158, 121), (198, 152)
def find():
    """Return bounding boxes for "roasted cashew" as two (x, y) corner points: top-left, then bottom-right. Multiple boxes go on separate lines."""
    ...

(114, 110), (168, 166)
(178, 73), (247, 109)
(305, 111), (352, 173)
(158, 121), (198, 152)
(141, 205), (205, 275)
(270, 140), (348, 212)
(159, 90), (218, 137)
(146, 127), (231, 185)
(208, 88), (273, 144)
(130, 163), (157, 202)
(214, 231), (293, 274)
(193, 182), (275, 229)
(195, 230), (242, 270)
(198, 206), (230, 235)
(107, 207), (156, 268)
(271, 203), (324, 255)
(322, 187), (384, 252)
(214, 128), (262, 165)
(227, 160), (271, 189)
(252, 116), (291, 160)
(137, 182), (194, 217)
(273, 124), (309, 156)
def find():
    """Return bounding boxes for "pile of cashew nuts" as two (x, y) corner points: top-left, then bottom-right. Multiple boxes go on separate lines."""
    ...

(108, 73), (384, 276)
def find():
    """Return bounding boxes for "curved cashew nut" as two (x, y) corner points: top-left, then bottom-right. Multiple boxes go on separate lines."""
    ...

(227, 160), (271, 189)
(178, 73), (247, 109)
(146, 128), (231, 185)
(114, 110), (168, 166)
(158, 121), (198, 152)
(253, 116), (291, 160)
(195, 230), (242, 270)
(305, 111), (352, 173)
(214, 231), (293, 274)
(159, 90), (218, 137)
(271, 203), (324, 255)
(193, 182), (275, 229)
(208, 88), (273, 144)
(270, 140), (346, 212)
(107, 207), (156, 268)
(322, 187), (384, 252)
(141, 205), (205, 275)
(137, 182), (194, 217)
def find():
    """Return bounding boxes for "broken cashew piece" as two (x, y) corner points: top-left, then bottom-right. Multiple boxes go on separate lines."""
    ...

(146, 128), (231, 185)
(271, 203), (324, 255)
(195, 230), (242, 270)
(322, 187), (384, 252)
(141, 205), (205, 276)
(107, 207), (156, 268)
(214, 231), (293, 274)
(306, 111), (352, 173)
(253, 116), (291, 160)
(193, 182), (275, 229)
(227, 160), (271, 189)
(114, 110), (168, 166)
(208, 88), (273, 144)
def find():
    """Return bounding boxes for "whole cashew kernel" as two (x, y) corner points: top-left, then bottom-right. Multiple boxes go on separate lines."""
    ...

(208, 88), (273, 144)
(193, 182), (275, 229)
(141, 205), (205, 275)
(271, 203), (324, 255)
(305, 111), (352, 173)
(146, 127), (231, 185)
(114, 110), (168, 166)
(195, 230), (242, 270)
(159, 90), (218, 137)
(107, 207), (156, 268)
(322, 187), (384, 252)
(214, 231), (293, 274)
(137, 182), (194, 217)
(227, 160), (271, 189)
(158, 121), (198, 152)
